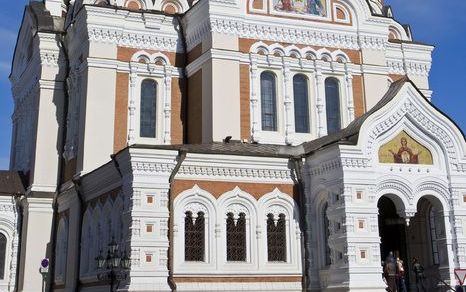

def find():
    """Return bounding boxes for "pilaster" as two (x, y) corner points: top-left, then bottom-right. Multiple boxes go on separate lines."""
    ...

(17, 195), (54, 292)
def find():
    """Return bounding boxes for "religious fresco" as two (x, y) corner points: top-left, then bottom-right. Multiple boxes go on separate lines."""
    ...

(273, 0), (327, 17)
(378, 131), (433, 165)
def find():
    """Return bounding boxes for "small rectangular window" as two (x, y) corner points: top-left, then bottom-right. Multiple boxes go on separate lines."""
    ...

(356, 191), (363, 200)
(358, 220), (365, 229)
(147, 196), (154, 204)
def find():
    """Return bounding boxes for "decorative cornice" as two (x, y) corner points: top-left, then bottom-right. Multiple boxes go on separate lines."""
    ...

(341, 157), (369, 169)
(131, 161), (175, 175)
(184, 16), (388, 52)
(309, 159), (342, 176)
(177, 165), (292, 181)
(87, 25), (180, 52)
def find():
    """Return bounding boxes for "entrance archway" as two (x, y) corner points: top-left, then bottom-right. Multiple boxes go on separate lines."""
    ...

(378, 195), (451, 291)
(378, 196), (408, 266)
(408, 196), (450, 290)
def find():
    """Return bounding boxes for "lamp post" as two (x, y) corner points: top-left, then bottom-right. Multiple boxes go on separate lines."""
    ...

(95, 237), (131, 292)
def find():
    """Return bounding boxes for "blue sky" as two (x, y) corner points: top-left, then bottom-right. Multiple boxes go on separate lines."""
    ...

(0, 1), (465, 170)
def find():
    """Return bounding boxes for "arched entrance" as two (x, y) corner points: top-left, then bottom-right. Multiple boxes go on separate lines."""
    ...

(378, 195), (450, 291)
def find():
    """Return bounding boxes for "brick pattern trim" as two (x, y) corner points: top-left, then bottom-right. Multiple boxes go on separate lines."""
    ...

(239, 38), (362, 64)
(114, 72), (129, 153)
(173, 180), (295, 200)
(353, 74), (366, 117)
(240, 64), (251, 140)
(117, 46), (185, 67)
(171, 77), (185, 144)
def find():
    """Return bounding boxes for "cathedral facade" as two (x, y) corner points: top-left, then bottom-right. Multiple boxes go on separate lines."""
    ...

(1, 0), (466, 291)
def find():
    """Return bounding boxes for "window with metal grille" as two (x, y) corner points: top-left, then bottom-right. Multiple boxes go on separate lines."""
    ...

(0, 233), (6, 280)
(184, 211), (205, 261)
(293, 74), (310, 133)
(226, 212), (247, 261)
(267, 213), (287, 262)
(260, 72), (277, 131)
(325, 77), (341, 135)
(140, 79), (157, 138)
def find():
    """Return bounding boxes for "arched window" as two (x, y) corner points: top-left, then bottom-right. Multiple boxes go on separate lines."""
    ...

(185, 211), (205, 262)
(0, 233), (6, 280)
(226, 212), (246, 261)
(140, 79), (157, 138)
(79, 212), (91, 276)
(323, 203), (331, 266)
(293, 74), (310, 133)
(260, 72), (277, 131)
(55, 218), (68, 281)
(325, 78), (341, 135)
(429, 207), (440, 265)
(267, 213), (287, 262)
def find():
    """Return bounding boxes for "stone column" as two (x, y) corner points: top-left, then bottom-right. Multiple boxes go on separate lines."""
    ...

(128, 65), (138, 145)
(344, 65), (355, 124)
(163, 66), (172, 144)
(314, 63), (327, 137)
(250, 58), (260, 140)
(283, 63), (294, 144)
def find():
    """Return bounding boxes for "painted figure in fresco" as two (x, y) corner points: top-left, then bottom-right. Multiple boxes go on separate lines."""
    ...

(277, 0), (292, 11)
(308, 0), (324, 16)
(274, 0), (325, 16)
(389, 137), (421, 164)
(294, 0), (306, 13)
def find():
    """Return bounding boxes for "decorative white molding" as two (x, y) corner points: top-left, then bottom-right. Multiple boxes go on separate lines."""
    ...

(173, 185), (301, 278)
(127, 51), (173, 146)
(178, 165), (291, 180)
(87, 25), (180, 52)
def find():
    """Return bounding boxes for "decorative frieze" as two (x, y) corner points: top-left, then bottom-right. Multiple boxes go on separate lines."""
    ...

(132, 162), (174, 175)
(87, 26), (180, 52)
(308, 159), (342, 176)
(178, 165), (292, 180)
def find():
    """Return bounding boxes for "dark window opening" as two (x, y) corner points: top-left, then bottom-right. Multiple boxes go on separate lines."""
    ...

(293, 74), (310, 133)
(226, 212), (247, 261)
(325, 78), (341, 135)
(185, 211), (205, 262)
(140, 79), (157, 138)
(267, 213), (287, 262)
(0, 233), (6, 280)
(261, 72), (278, 131)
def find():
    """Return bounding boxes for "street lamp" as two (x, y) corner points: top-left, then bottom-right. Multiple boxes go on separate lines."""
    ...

(95, 237), (131, 292)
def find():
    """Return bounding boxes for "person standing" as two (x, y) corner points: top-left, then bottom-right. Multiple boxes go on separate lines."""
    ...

(385, 252), (398, 292)
(412, 257), (426, 292)
(396, 257), (407, 292)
